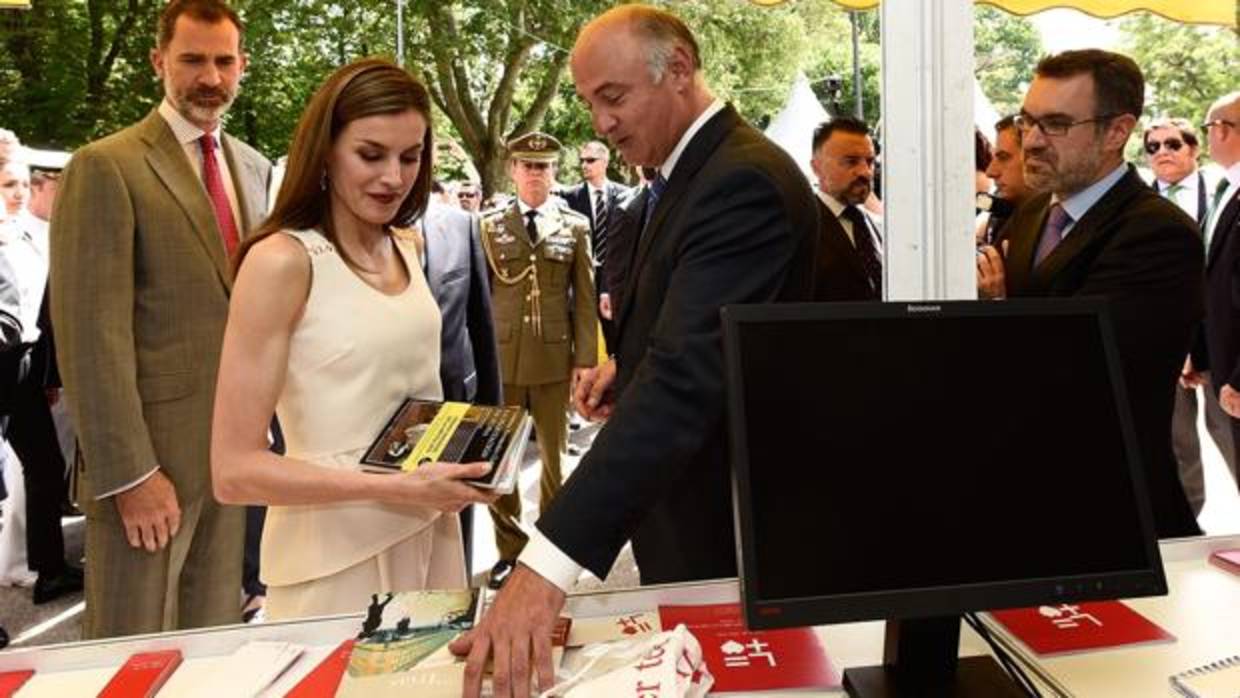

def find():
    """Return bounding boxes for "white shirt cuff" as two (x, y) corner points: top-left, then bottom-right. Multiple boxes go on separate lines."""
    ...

(94, 466), (160, 500)
(519, 529), (584, 593)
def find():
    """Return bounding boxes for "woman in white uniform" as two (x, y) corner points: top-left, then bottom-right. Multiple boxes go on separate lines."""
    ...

(211, 58), (497, 620)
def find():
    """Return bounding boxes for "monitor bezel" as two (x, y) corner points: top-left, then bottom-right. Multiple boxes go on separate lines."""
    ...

(723, 298), (1168, 631)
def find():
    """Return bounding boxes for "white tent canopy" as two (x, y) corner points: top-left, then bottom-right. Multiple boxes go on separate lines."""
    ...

(763, 72), (830, 185)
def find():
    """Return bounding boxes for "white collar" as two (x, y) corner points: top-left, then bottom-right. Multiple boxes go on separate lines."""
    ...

(1157, 171), (1200, 193)
(659, 98), (725, 181)
(517, 198), (557, 218)
(158, 99), (224, 148)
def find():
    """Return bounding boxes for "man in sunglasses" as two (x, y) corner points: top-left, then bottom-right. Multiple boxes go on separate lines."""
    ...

(976, 49), (1203, 539)
(562, 141), (631, 344)
(456, 181), (482, 213)
(1142, 118), (1234, 522)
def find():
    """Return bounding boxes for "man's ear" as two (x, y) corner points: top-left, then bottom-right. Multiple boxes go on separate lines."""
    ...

(1106, 113), (1138, 152)
(150, 47), (165, 79)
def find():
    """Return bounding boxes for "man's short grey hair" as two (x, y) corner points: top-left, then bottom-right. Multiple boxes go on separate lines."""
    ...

(627, 7), (702, 84)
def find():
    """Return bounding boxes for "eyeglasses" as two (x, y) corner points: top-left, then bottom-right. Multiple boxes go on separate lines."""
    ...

(1201, 119), (1235, 132)
(580, 157), (600, 164)
(458, 191), (479, 199)
(1144, 138), (1185, 155)
(1014, 112), (1121, 137)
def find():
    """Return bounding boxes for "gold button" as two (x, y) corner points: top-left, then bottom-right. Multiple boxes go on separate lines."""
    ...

(529, 254), (536, 261)
(523, 315), (529, 323)
(525, 294), (531, 301)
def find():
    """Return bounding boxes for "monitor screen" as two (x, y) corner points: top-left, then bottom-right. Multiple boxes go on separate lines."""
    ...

(724, 299), (1166, 630)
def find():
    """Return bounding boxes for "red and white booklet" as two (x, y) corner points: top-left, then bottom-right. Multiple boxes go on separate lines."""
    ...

(97, 649), (183, 698)
(657, 603), (839, 693)
(990, 601), (1175, 656)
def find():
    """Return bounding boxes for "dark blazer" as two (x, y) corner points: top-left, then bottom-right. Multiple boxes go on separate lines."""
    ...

(1003, 165), (1204, 539)
(813, 198), (880, 302)
(1204, 183), (1240, 394)
(1151, 171), (1209, 228)
(564, 180), (631, 294)
(422, 202), (501, 406)
(601, 186), (645, 317)
(537, 105), (819, 584)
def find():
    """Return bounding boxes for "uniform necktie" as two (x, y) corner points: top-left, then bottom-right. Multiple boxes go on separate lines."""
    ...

(593, 188), (608, 264)
(198, 134), (239, 256)
(1034, 203), (1073, 267)
(842, 205), (882, 295)
(525, 209), (539, 244)
(1163, 182), (1183, 200)
(642, 174), (668, 235)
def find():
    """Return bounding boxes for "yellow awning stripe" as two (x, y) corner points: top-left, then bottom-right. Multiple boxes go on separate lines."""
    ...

(749, 0), (1237, 29)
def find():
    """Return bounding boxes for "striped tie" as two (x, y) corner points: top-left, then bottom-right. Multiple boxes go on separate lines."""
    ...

(593, 188), (608, 266)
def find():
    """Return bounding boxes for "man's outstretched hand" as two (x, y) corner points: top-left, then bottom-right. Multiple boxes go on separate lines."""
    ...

(451, 564), (567, 698)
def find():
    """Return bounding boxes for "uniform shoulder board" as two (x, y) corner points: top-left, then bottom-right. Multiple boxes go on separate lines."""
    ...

(558, 205), (590, 226)
(480, 206), (508, 222)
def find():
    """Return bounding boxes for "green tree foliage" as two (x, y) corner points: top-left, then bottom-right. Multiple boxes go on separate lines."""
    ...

(1118, 13), (1239, 127)
(973, 5), (1042, 119)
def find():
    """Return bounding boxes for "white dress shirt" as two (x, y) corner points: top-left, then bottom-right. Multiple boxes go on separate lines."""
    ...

(158, 99), (243, 228)
(1156, 171), (1202, 223)
(817, 190), (884, 253)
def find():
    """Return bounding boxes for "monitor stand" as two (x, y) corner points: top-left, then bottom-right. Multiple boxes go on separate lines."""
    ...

(842, 616), (1030, 698)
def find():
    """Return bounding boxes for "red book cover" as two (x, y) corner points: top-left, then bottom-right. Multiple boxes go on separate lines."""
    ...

(991, 601), (1175, 656)
(0, 670), (34, 697)
(1209, 548), (1240, 576)
(658, 602), (839, 693)
(97, 649), (182, 698)
(284, 640), (355, 698)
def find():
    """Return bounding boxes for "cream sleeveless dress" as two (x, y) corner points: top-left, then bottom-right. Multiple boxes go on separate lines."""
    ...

(262, 229), (466, 621)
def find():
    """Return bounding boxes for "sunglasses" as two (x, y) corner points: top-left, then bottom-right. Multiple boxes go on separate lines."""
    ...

(1145, 138), (1185, 155)
(458, 191), (479, 199)
(580, 157), (600, 164)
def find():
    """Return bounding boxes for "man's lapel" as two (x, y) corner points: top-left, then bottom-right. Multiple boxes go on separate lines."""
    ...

(221, 135), (266, 238)
(138, 110), (232, 290)
(1209, 190), (1240, 269)
(629, 105), (739, 288)
(818, 200), (869, 280)
(1030, 167), (1144, 286)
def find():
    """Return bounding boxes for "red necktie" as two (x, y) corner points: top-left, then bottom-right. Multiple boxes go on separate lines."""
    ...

(198, 134), (240, 256)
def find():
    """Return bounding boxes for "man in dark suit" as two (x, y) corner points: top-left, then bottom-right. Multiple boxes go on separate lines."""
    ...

(977, 49), (1203, 539)
(1200, 93), (1240, 454)
(809, 116), (882, 301)
(453, 7), (817, 695)
(562, 141), (630, 341)
(1143, 117), (1236, 519)
(419, 200), (501, 576)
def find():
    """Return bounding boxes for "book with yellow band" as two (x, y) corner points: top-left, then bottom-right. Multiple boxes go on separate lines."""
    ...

(360, 399), (532, 494)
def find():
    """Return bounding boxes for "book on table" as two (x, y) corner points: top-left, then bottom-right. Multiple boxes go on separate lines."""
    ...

(360, 399), (532, 494)
(990, 600), (1175, 655)
(97, 649), (182, 698)
(657, 602), (839, 693)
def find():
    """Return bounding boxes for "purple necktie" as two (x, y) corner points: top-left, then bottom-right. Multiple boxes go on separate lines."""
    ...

(1034, 203), (1072, 267)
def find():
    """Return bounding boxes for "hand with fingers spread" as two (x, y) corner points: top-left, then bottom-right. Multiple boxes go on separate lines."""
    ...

(114, 469), (181, 552)
(451, 564), (566, 698)
(572, 358), (615, 422)
(391, 461), (499, 513)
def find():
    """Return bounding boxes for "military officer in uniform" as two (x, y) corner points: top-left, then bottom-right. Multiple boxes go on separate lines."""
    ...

(481, 132), (597, 587)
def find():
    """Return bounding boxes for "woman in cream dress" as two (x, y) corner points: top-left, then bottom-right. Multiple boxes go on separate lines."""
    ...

(211, 59), (497, 620)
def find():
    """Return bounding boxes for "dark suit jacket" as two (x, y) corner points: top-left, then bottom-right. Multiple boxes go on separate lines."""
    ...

(601, 186), (644, 317)
(1151, 171), (1209, 228)
(813, 199), (880, 302)
(537, 105), (819, 584)
(422, 202), (501, 406)
(564, 180), (631, 294)
(1004, 165), (1204, 539)
(1204, 182), (1240, 394)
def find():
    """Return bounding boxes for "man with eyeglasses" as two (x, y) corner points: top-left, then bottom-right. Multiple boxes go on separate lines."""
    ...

(563, 141), (631, 342)
(809, 116), (883, 301)
(1198, 92), (1240, 492)
(977, 49), (1203, 539)
(1140, 117), (1234, 521)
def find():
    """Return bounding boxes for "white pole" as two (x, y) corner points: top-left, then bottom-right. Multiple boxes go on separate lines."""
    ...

(396, 0), (405, 67)
(880, 0), (976, 301)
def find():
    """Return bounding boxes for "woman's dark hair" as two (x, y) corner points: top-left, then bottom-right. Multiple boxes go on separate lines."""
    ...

(235, 58), (434, 273)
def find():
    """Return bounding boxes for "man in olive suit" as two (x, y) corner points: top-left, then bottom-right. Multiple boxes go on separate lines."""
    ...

(51, 0), (270, 637)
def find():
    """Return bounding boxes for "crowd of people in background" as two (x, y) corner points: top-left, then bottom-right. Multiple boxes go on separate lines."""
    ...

(0, 5), (1237, 694)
